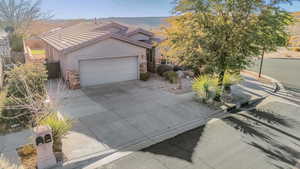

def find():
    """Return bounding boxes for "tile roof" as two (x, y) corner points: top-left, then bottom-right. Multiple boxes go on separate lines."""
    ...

(41, 21), (154, 54)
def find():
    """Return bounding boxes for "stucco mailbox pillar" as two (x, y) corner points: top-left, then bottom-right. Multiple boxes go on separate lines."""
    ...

(34, 125), (57, 169)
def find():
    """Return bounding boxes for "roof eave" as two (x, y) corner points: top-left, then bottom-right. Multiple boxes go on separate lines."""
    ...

(127, 28), (154, 37)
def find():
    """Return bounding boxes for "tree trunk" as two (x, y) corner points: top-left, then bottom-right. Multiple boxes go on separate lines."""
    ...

(258, 49), (265, 78)
(53, 138), (62, 153)
(218, 70), (225, 87)
(215, 70), (225, 102)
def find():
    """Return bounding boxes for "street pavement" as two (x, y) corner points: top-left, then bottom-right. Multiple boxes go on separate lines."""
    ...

(249, 58), (300, 101)
(90, 96), (300, 169)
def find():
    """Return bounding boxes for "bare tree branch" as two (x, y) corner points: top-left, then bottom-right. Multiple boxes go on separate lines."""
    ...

(0, 0), (53, 34)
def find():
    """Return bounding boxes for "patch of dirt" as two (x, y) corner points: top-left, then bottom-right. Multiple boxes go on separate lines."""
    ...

(263, 48), (300, 59)
(147, 74), (193, 94)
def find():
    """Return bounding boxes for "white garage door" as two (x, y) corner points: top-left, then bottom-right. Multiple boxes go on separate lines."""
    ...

(79, 56), (138, 87)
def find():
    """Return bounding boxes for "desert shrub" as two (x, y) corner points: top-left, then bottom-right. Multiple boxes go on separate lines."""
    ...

(193, 73), (242, 102)
(163, 71), (178, 84)
(294, 47), (300, 52)
(1, 63), (48, 127)
(9, 34), (24, 52)
(18, 144), (35, 156)
(0, 154), (23, 169)
(5, 63), (48, 98)
(157, 64), (173, 76)
(140, 72), (150, 81)
(192, 75), (220, 101)
(223, 73), (242, 89)
(39, 113), (72, 152)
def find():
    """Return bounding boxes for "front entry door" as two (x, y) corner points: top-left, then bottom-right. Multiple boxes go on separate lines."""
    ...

(147, 47), (156, 73)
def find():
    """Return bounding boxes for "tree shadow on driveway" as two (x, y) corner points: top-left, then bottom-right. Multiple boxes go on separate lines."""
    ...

(222, 102), (300, 169)
(141, 125), (207, 163)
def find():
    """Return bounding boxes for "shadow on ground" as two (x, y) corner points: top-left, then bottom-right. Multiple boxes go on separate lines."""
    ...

(141, 125), (207, 163)
(222, 102), (300, 169)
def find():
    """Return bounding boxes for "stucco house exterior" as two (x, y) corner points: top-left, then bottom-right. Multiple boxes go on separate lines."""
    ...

(40, 21), (162, 87)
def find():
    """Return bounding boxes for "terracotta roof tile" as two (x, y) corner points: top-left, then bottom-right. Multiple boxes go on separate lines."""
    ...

(41, 21), (155, 53)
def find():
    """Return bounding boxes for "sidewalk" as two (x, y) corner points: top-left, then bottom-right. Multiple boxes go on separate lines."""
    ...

(231, 72), (276, 104)
(0, 129), (33, 165)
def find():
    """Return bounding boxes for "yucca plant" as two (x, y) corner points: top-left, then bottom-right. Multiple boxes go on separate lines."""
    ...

(192, 75), (219, 101)
(223, 73), (243, 92)
(0, 154), (23, 169)
(39, 113), (72, 153)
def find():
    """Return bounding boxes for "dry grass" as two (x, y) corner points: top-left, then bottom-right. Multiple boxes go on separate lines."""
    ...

(264, 48), (300, 59)
(31, 49), (45, 55)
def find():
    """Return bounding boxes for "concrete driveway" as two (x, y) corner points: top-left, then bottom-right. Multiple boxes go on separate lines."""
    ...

(50, 80), (216, 163)
(94, 99), (300, 169)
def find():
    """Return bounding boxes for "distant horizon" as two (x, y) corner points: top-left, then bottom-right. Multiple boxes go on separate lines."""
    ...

(40, 0), (300, 19)
(47, 13), (300, 20)
(48, 16), (169, 20)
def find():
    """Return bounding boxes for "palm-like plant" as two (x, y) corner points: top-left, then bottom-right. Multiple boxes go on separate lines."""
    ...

(223, 73), (243, 91)
(39, 113), (72, 152)
(192, 75), (219, 101)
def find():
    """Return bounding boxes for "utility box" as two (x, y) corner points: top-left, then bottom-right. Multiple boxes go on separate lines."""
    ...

(34, 125), (57, 169)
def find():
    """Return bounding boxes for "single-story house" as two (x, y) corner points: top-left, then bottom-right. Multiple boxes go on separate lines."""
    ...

(40, 21), (162, 87)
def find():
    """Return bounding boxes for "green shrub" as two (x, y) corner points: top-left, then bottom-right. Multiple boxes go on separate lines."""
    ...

(157, 65), (173, 76)
(39, 113), (72, 152)
(5, 63), (48, 98)
(140, 72), (150, 81)
(192, 75), (220, 101)
(9, 34), (24, 52)
(163, 71), (178, 84)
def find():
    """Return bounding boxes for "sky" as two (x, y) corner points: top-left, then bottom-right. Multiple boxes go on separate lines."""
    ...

(40, 0), (300, 19)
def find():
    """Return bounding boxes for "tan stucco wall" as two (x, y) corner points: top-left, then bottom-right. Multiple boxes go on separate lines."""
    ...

(61, 38), (147, 78)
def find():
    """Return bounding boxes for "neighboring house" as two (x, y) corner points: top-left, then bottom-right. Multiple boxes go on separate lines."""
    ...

(0, 30), (11, 58)
(40, 21), (162, 87)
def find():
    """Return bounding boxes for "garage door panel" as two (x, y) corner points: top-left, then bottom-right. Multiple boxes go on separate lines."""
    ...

(80, 57), (138, 87)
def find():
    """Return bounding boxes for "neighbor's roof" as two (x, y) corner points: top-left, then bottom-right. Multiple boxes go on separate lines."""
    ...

(40, 21), (154, 54)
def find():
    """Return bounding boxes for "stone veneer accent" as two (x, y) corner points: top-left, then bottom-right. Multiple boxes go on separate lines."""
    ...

(139, 54), (147, 73)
